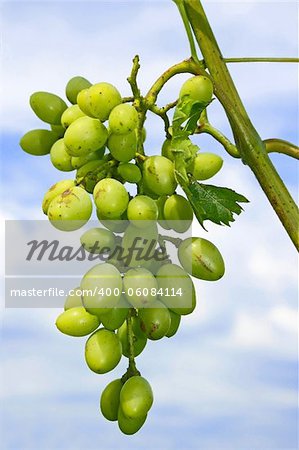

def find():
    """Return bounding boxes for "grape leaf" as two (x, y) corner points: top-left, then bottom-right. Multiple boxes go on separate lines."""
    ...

(182, 179), (249, 227)
(172, 96), (208, 136)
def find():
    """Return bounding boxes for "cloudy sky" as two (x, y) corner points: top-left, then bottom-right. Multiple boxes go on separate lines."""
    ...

(1, 1), (298, 449)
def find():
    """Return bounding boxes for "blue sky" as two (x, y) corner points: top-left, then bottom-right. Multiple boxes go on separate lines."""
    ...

(1, 1), (298, 449)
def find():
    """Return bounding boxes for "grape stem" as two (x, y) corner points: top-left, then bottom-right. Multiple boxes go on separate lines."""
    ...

(125, 309), (140, 379)
(127, 55), (141, 100)
(135, 152), (147, 162)
(264, 139), (299, 160)
(159, 235), (183, 248)
(223, 57), (299, 63)
(172, 0), (201, 65)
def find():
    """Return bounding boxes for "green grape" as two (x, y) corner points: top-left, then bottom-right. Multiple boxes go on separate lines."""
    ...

(47, 186), (92, 231)
(100, 379), (123, 421)
(51, 124), (65, 138)
(123, 267), (157, 308)
(80, 263), (122, 316)
(77, 88), (94, 117)
(85, 328), (122, 374)
(120, 376), (153, 419)
(139, 300), (171, 340)
(163, 194), (193, 233)
(66, 76), (92, 104)
(118, 406), (147, 435)
(161, 138), (174, 161)
(50, 138), (74, 171)
(117, 163), (142, 184)
(30, 91), (67, 124)
(42, 179), (75, 214)
(108, 104), (138, 135)
(71, 147), (105, 169)
(64, 287), (83, 310)
(187, 152), (223, 180)
(107, 130), (137, 162)
(143, 156), (177, 196)
(100, 297), (129, 331)
(55, 307), (99, 337)
(121, 223), (158, 268)
(155, 195), (171, 230)
(178, 237), (225, 281)
(88, 83), (122, 122)
(138, 127), (147, 143)
(97, 209), (128, 233)
(166, 310), (181, 338)
(76, 159), (107, 193)
(64, 116), (108, 157)
(156, 264), (196, 315)
(117, 318), (147, 358)
(20, 129), (59, 156)
(93, 178), (129, 219)
(80, 227), (116, 254)
(61, 104), (86, 128)
(179, 75), (213, 104)
(127, 195), (159, 228)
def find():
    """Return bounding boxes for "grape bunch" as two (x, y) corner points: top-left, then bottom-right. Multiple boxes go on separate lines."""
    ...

(20, 71), (226, 434)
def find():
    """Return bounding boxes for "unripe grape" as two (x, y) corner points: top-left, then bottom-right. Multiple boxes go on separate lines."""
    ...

(120, 376), (153, 419)
(64, 287), (83, 310)
(143, 156), (177, 196)
(20, 129), (59, 156)
(187, 152), (223, 180)
(88, 82), (122, 121)
(127, 195), (159, 227)
(117, 318), (147, 358)
(163, 194), (193, 233)
(30, 91), (67, 124)
(139, 300), (171, 340)
(64, 116), (108, 157)
(161, 138), (174, 161)
(109, 104), (138, 134)
(100, 379), (123, 421)
(51, 124), (65, 138)
(50, 138), (73, 171)
(100, 297), (129, 331)
(93, 178), (129, 219)
(178, 237), (225, 281)
(121, 223), (158, 268)
(97, 209), (128, 233)
(107, 131), (137, 162)
(166, 310), (181, 338)
(47, 186), (92, 231)
(117, 163), (142, 184)
(61, 104), (86, 128)
(76, 159), (107, 193)
(66, 76), (92, 104)
(179, 75), (213, 104)
(56, 307), (99, 337)
(71, 147), (105, 169)
(80, 263), (122, 316)
(123, 267), (157, 308)
(118, 406), (147, 435)
(155, 195), (171, 230)
(77, 88), (94, 117)
(156, 263), (196, 315)
(85, 328), (122, 374)
(42, 179), (75, 214)
(80, 227), (115, 254)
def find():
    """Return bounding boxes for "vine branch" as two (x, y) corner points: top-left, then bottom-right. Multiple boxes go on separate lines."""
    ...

(183, 0), (299, 250)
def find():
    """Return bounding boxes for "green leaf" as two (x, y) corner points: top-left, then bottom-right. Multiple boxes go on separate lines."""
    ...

(182, 179), (249, 227)
(172, 95), (210, 137)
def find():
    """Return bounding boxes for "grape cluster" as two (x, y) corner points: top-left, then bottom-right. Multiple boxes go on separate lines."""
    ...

(20, 73), (226, 434)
